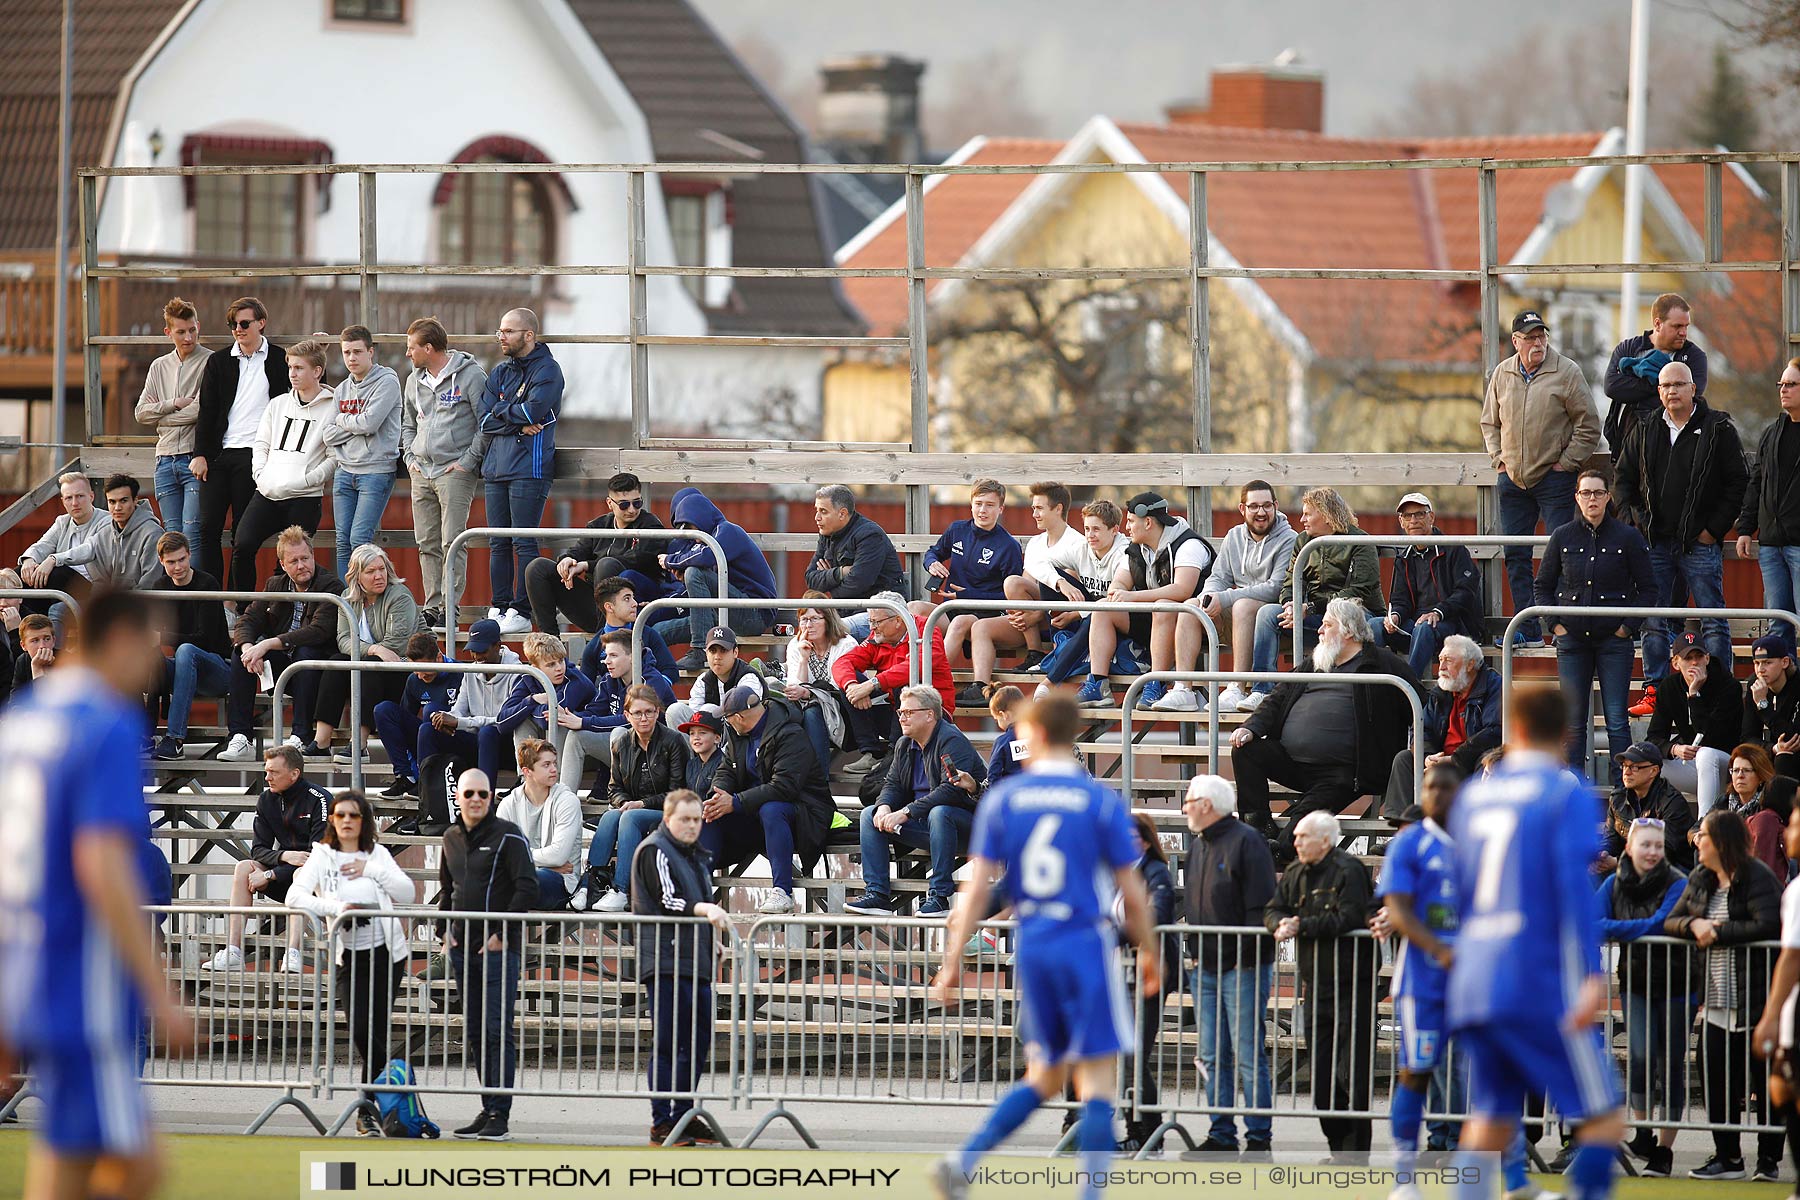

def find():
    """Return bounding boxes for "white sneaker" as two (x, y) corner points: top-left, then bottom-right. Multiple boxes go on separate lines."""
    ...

(217, 733), (255, 761)
(486, 607), (504, 623)
(283, 733), (305, 750)
(1214, 683), (1246, 714)
(496, 609), (531, 636)
(280, 947), (304, 973)
(1150, 686), (1199, 712)
(597, 889), (629, 913)
(757, 889), (796, 915)
(1235, 689), (1267, 712)
(201, 945), (244, 971)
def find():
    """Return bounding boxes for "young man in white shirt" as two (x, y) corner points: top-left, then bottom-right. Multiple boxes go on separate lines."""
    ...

(1079, 492), (1212, 709)
(964, 482), (1087, 701)
(192, 296), (288, 589)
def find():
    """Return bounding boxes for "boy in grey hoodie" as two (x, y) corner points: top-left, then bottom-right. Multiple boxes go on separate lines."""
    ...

(322, 325), (403, 584)
(1174, 481), (1299, 713)
(61, 474), (165, 589)
(400, 317), (490, 624)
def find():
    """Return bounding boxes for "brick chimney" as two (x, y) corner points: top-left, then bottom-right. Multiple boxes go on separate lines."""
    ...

(1166, 54), (1324, 134)
(817, 54), (926, 163)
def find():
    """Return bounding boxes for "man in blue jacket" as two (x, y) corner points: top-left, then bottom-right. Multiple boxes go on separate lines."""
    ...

(1380, 634), (1502, 817)
(479, 308), (563, 637)
(925, 478), (1023, 668)
(651, 487), (777, 670)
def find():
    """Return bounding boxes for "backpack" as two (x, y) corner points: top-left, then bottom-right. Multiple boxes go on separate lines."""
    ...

(417, 751), (468, 836)
(373, 1058), (440, 1138)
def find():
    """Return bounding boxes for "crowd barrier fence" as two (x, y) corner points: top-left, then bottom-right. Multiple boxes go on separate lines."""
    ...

(633, 593), (918, 689)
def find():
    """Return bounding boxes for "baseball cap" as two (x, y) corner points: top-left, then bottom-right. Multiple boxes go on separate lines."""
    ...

(1616, 742), (1663, 767)
(1752, 634), (1793, 661)
(1672, 630), (1707, 657)
(720, 685), (761, 717)
(1512, 310), (1549, 334)
(704, 625), (737, 650)
(1395, 492), (1432, 512)
(465, 619), (502, 654)
(677, 704), (725, 734)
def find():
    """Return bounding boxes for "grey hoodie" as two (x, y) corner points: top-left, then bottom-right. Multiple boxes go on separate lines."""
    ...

(448, 647), (523, 728)
(321, 362), (403, 473)
(401, 350), (490, 478)
(61, 499), (164, 588)
(21, 510), (105, 578)
(1201, 511), (1298, 609)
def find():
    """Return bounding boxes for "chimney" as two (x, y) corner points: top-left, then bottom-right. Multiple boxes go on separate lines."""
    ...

(1165, 52), (1324, 134)
(817, 54), (926, 163)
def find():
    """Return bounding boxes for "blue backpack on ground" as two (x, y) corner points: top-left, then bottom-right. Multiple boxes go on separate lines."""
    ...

(373, 1058), (440, 1138)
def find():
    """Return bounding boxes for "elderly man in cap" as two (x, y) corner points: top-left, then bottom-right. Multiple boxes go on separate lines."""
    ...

(1383, 491), (1482, 682)
(1604, 742), (1695, 873)
(1647, 630), (1742, 816)
(1743, 634), (1800, 776)
(1381, 634), (1501, 818)
(704, 686), (835, 916)
(1479, 308), (1602, 646)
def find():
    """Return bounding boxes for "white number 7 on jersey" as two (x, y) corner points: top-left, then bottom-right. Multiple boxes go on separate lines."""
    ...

(1469, 807), (1519, 914)
(1022, 815), (1066, 899)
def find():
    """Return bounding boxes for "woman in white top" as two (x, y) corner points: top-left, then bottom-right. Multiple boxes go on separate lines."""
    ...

(496, 736), (584, 909)
(288, 789), (415, 1135)
(783, 593), (857, 756)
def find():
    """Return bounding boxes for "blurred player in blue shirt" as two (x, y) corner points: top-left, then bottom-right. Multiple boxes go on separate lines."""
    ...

(930, 693), (1158, 1200)
(0, 592), (194, 1200)
(1447, 688), (1624, 1200)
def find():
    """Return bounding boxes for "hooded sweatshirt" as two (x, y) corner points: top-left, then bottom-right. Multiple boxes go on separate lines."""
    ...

(61, 499), (163, 588)
(1202, 512), (1297, 608)
(496, 780), (584, 886)
(447, 647), (522, 728)
(402, 350), (491, 478)
(478, 342), (563, 482)
(321, 362), (403, 473)
(253, 386), (338, 501)
(660, 487), (778, 599)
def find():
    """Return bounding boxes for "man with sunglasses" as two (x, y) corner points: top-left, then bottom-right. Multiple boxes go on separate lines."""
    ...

(1605, 743), (1694, 873)
(523, 471), (667, 636)
(191, 296), (288, 590)
(438, 767), (536, 1141)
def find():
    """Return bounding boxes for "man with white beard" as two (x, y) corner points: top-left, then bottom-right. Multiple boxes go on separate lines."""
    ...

(1379, 634), (1502, 818)
(1229, 597), (1420, 864)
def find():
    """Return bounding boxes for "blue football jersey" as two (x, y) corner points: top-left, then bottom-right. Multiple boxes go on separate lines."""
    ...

(969, 763), (1139, 942)
(1447, 751), (1604, 1030)
(1376, 819), (1459, 1004)
(0, 669), (155, 1052)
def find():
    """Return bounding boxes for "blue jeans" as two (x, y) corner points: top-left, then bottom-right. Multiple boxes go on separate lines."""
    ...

(584, 806), (663, 894)
(1391, 616), (1463, 682)
(649, 567), (774, 648)
(333, 469), (396, 584)
(1624, 991), (1691, 1119)
(532, 867), (570, 910)
(1643, 538), (1729, 685)
(858, 804), (974, 901)
(1192, 963), (1274, 1146)
(700, 800), (798, 893)
(153, 454), (202, 544)
(1497, 468), (1576, 638)
(164, 643), (231, 739)
(450, 945), (521, 1117)
(1759, 544), (1800, 645)
(484, 478), (553, 617)
(1555, 630), (1636, 786)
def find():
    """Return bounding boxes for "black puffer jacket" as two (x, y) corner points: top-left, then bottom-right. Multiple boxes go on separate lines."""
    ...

(1646, 655), (1742, 758)
(1665, 856), (1782, 1012)
(1244, 645), (1421, 796)
(607, 722), (689, 810)
(714, 695), (836, 860)
(630, 823), (715, 981)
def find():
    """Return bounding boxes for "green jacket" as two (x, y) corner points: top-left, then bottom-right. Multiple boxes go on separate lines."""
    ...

(1278, 525), (1384, 614)
(337, 582), (420, 657)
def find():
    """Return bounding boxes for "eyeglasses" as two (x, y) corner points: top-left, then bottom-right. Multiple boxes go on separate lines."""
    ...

(496, 328), (525, 336)
(232, 318), (257, 330)
(798, 614), (825, 624)
(627, 708), (659, 718)
(1657, 382), (1693, 391)
(896, 708), (926, 719)
(460, 789), (490, 799)
(1781, 380), (1800, 390)
(1729, 765), (1760, 775)
(1575, 489), (1609, 498)
(1397, 509), (1432, 519)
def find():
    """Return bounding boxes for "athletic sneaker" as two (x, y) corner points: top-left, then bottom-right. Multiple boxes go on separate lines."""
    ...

(596, 889), (629, 913)
(1640, 1146), (1672, 1177)
(486, 607), (504, 623)
(201, 944), (244, 971)
(1150, 685), (1199, 712)
(453, 1111), (493, 1140)
(1755, 1158), (1783, 1183)
(154, 736), (184, 761)
(283, 733), (306, 750)
(954, 683), (991, 709)
(1628, 683), (1658, 718)
(280, 947), (304, 973)
(757, 889), (795, 915)
(844, 893), (895, 916)
(1235, 689), (1267, 712)
(476, 1113), (512, 1141)
(963, 928), (1000, 957)
(916, 895), (951, 918)
(496, 610), (531, 637)
(217, 733), (255, 761)
(1689, 1155), (1747, 1180)
(297, 739), (331, 758)
(334, 741), (367, 764)
(929, 1155), (969, 1200)
(1213, 683), (1247, 714)
(1075, 677), (1110, 707)
(381, 777), (417, 799)
(1136, 680), (1166, 706)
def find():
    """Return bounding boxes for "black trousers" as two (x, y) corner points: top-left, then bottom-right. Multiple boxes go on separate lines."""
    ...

(315, 662), (407, 734)
(1302, 965), (1377, 1152)
(1230, 737), (1356, 862)
(1700, 1020), (1785, 1163)
(844, 696), (899, 754)
(233, 493), (322, 605)
(197, 448), (257, 588)
(226, 643), (329, 738)
(522, 556), (601, 634)
(337, 946), (403, 1091)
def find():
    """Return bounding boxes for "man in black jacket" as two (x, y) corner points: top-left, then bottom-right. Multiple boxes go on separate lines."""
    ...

(220, 526), (344, 762)
(1647, 631), (1741, 816)
(631, 790), (731, 1146)
(1604, 742), (1695, 872)
(1736, 358), (1800, 644)
(146, 531), (233, 761)
(201, 745), (328, 973)
(1603, 292), (1708, 456)
(191, 296), (288, 589)
(439, 767), (537, 1142)
(1382, 492), (1481, 682)
(1266, 811), (1380, 1156)
(846, 686), (987, 918)
(1742, 634), (1800, 776)
(522, 471), (669, 635)
(1181, 774), (1278, 1156)
(805, 485), (904, 635)
(1614, 361), (1748, 701)
(704, 688), (835, 917)
(1230, 597), (1420, 862)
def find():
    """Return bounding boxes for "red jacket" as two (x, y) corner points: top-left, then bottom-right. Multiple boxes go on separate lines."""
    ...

(831, 614), (954, 716)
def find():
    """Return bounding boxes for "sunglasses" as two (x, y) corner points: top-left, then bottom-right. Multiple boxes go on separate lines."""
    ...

(1631, 817), (1666, 829)
(232, 318), (258, 330)
(612, 497), (644, 509)
(333, 811), (364, 821)
(460, 789), (490, 799)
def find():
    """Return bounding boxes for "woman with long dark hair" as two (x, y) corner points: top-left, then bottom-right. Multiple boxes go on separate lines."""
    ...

(290, 789), (416, 1135)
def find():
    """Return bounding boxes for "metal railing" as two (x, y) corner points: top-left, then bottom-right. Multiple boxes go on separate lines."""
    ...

(632, 594), (918, 689)
(441, 526), (727, 657)
(1290, 534), (1550, 667)
(1119, 670), (1424, 805)
(0, 586), (82, 615)
(270, 658), (558, 789)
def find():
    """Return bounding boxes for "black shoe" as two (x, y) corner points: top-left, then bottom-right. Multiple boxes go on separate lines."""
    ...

(954, 682), (991, 709)
(382, 777), (417, 799)
(1240, 1140), (1273, 1162)
(475, 1112), (512, 1141)
(1641, 1146), (1672, 1177)
(843, 893), (896, 916)
(1754, 1157), (1782, 1183)
(1547, 1141), (1576, 1173)
(649, 1122), (673, 1146)
(675, 649), (706, 672)
(453, 1111), (492, 1140)
(1179, 1138), (1238, 1160)
(1021, 649), (1047, 670)
(1688, 1155), (1747, 1180)
(389, 815), (421, 837)
(1624, 1128), (1657, 1161)
(421, 608), (445, 630)
(154, 736), (184, 760)
(297, 739), (331, 758)
(356, 1110), (383, 1137)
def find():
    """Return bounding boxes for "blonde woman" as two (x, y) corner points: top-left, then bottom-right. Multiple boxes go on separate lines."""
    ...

(301, 544), (420, 757)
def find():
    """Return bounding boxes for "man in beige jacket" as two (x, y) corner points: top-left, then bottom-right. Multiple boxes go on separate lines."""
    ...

(1479, 309), (1601, 645)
